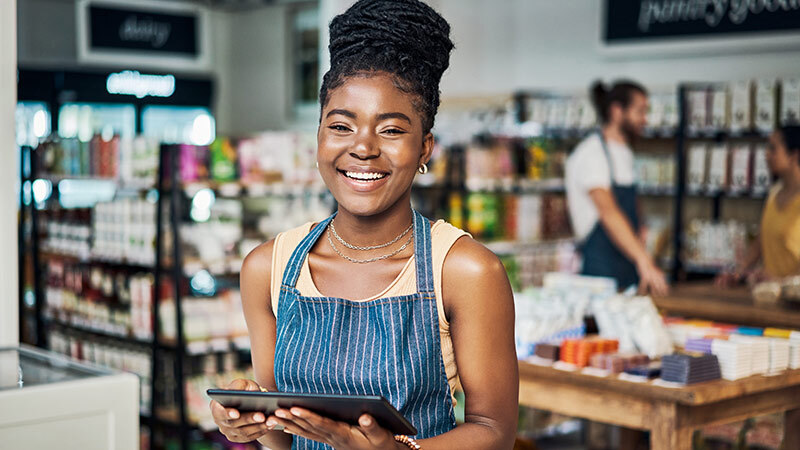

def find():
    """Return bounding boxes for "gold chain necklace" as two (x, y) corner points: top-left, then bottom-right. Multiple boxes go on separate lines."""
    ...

(329, 220), (413, 251)
(326, 228), (413, 264)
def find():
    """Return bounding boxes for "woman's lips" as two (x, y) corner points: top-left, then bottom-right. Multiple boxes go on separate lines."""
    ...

(337, 169), (390, 192)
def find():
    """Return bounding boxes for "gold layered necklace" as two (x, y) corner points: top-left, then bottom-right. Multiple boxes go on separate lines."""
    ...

(326, 220), (413, 264)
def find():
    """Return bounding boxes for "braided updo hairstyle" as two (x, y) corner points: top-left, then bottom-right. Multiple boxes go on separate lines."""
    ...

(320, 0), (454, 134)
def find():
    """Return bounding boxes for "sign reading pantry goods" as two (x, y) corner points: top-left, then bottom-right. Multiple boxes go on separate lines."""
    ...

(605, 0), (800, 43)
(88, 5), (198, 56)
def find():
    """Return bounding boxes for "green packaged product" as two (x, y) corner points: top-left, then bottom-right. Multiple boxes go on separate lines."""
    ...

(209, 138), (237, 182)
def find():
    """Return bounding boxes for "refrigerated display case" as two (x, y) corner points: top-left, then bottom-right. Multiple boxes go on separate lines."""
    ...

(58, 102), (136, 141)
(0, 345), (139, 450)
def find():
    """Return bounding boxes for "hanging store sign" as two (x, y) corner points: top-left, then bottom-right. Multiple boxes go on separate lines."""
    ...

(77, 0), (210, 71)
(106, 71), (176, 98)
(605, 0), (800, 43)
(88, 5), (197, 55)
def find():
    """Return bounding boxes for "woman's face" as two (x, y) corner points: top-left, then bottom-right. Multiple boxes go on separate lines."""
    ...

(766, 131), (796, 176)
(317, 74), (433, 217)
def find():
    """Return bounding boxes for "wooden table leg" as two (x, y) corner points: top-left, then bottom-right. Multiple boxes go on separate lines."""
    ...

(649, 402), (693, 450)
(785, 408), (800, 450)
(650, 426), (692, 450)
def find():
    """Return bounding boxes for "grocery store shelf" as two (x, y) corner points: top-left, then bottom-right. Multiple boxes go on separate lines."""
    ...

(686, 129), (771, 140)
(40, 251), (161, 272)
(46, 315), (251, 356)
(685, 189), (767, 200)
(44, 315), (154, 346)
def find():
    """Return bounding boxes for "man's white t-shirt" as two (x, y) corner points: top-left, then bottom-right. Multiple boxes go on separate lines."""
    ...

(565, 133), (636, 242)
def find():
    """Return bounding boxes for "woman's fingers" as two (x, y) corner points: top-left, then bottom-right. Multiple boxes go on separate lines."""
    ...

(226, 378), (261, 391)
(228, 411), (266, 428)
(356, 414), (393, 447)
(268, 414), (329, 443)
(235, 422), (272, 440)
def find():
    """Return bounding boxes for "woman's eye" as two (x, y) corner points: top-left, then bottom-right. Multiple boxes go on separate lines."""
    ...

(383, 128), (406, 135)
(328, 125), (351, 132)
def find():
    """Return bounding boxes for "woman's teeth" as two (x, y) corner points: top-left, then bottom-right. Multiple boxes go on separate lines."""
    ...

(344, 171), (387, 181)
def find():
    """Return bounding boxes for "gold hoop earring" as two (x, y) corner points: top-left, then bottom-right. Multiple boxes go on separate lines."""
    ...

(418, 163), (428, 174)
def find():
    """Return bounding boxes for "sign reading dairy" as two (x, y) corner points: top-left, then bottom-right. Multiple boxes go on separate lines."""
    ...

(88, 4), (198, 56)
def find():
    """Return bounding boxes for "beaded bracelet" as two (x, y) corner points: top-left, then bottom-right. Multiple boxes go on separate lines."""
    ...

(394, 435), (421, 449)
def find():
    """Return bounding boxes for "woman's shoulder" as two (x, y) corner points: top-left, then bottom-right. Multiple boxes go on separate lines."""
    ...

(438, 226), (506, 282)
(240, 222), (315, 285)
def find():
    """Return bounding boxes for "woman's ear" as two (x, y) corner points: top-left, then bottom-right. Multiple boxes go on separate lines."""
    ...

(421, 132), (435, 166)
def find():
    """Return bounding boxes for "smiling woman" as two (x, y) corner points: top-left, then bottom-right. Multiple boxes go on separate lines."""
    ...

(210, 1), (519, 449)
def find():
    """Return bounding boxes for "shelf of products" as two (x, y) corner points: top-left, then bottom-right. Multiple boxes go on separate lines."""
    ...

(673, 78), (800, 280)
(20, 130), (336, 450)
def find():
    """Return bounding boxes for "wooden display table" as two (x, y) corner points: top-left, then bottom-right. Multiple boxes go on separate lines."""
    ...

(518, 361), (800, 450)
(654, 283), (800, 329)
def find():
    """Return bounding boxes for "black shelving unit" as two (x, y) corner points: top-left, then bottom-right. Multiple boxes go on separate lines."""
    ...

(21, 142), (211, 450)
(672, 81), (776, 280)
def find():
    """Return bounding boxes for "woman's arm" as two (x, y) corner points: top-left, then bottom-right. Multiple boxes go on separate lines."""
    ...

(417, 236), (519, 449)
(233, 241), (293, 449)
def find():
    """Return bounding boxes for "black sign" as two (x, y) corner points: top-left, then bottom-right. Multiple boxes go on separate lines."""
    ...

(605, 0), (800, 43)
(88, 5), (198, 56)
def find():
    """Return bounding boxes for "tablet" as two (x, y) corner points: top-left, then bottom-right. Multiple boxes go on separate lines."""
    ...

(207, 389), (417, 436)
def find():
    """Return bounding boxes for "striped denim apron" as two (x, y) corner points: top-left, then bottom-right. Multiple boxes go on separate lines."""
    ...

(274, 210), (456, 449)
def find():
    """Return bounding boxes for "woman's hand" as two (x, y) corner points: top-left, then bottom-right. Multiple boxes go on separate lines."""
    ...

(268, 407), (402, 450)
(210, 379), (273, 443)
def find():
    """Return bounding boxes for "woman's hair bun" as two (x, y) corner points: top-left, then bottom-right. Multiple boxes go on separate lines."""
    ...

(321, 0), (455, 133)
(328, 0), (453, 82)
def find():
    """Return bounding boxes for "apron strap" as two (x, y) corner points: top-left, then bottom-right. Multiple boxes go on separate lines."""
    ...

(281, 213), (336, 288)
(412, 209), (435, 294)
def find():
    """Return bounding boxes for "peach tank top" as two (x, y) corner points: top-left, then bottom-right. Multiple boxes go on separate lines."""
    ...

(270, 219), (469, 403)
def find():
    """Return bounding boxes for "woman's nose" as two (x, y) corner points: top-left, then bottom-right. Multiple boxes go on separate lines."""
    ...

(349, 129), (380, 160)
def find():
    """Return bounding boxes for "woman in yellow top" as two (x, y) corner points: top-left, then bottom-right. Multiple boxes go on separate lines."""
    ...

(717, 125), (800, 285)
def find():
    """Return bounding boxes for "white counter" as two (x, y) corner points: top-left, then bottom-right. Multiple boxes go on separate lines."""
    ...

(0, 345), (139, 450)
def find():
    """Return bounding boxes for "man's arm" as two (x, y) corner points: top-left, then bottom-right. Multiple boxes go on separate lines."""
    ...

(589, 187), (668, 296)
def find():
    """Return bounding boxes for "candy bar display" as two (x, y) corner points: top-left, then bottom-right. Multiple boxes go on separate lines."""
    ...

(665, 318), (800, 378)
(560, 337), (619, 368)
(660, 353), (721, 384)
(588, 352), (649, 374)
